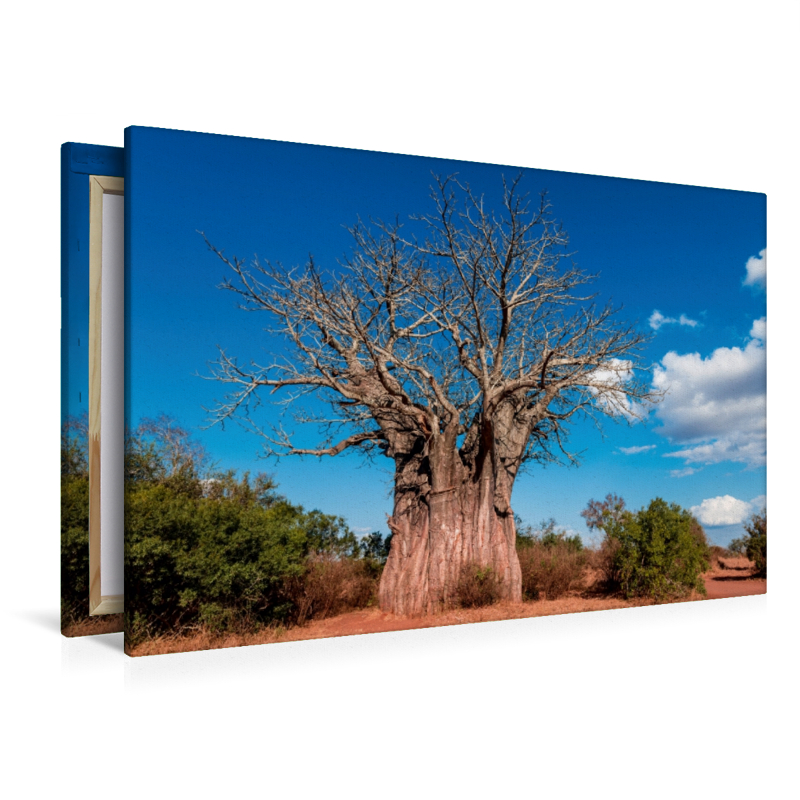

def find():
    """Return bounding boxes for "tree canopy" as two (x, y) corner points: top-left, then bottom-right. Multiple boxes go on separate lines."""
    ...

(203, 175), (658, 471)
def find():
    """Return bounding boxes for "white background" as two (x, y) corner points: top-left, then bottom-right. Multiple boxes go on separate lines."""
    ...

(1, 2), (797, 798)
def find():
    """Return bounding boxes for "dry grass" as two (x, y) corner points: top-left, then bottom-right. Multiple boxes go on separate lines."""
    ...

(455, 562), (501, 607)
(707, 555), (754, 575)
(62, 614), (123, 638)
(715, 556), (753, 571)
(518, 542), (586, 600)
(284, 554), (376, 625)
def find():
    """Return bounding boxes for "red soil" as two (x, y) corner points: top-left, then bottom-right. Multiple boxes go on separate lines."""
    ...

(127, 559), (766, 656)
(130, 596), (647, 656)
(703, 557), (766, 599)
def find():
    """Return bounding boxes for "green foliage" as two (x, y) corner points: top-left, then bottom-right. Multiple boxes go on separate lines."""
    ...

(124, 475), (364, 639)
(61, 474), (91, 625)
(61, 415), (388, 644)
(516, 517), (583, 551)
(61, 416), (93, 625)
(61, 414), (89, 478)
(359, 531), (393, 564)
(584, 495), (709, 601)
(740, 509), (766, 577)
(728, 537), (745, 555)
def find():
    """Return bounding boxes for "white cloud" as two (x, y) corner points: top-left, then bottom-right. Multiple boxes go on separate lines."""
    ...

(750, 317), (766, 344)
(649, 310), (700, 331)
(669, 467), (697, 478)
(691, 495), (753, 527)
(690, 494), (766, 527)
(653, 318), (766, 468)
(619, 445), (656, 455)
(588, 358), (640, 418)
(743, 248), (766, 290)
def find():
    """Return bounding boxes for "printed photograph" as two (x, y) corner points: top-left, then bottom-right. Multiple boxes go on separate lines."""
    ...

(123, 127), (766, 656)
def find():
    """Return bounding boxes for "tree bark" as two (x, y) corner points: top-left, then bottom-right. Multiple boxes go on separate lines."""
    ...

(378, 422), (523, 616)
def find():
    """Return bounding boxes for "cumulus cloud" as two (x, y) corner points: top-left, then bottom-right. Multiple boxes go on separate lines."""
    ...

(690, 494), (766, 527)
(649, 310), (700, 331)
(619, 445), (656, 455)
(653, 318), (766, 468)
(669, 467), (697, 478)
(690, 495), (753, 526)
(750, 317), (766, 344)
(743, 248), (766, 290)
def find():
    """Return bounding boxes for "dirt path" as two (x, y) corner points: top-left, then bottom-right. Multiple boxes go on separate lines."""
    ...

(703, 572), (766, 599)
(702, 556), (766, 599)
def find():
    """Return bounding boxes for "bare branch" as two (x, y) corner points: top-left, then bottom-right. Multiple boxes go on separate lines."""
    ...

(200, 177), (661, 470)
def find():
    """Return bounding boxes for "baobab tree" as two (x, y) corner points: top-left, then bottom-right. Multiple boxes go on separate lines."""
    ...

(202, 176), (658, 615)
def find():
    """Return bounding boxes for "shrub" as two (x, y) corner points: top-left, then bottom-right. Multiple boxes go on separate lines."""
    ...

(284, 554), (377, 625)
(61, 475), (91, 626)
(708, 545), (731, 570)
(518, 541), (586, 600)
(61, 416), (92, 626)
(609, 497), (709, 600)
(587, 535), (622, 588)
(455, 563), (500, 608)
(359, 531), (393, 565)
(124, 478), (365, 634)
(63, 415), (387, 640)
(735, 509), (766, 577)
(516, 518), (586, 600)
(582, 495), (710, 600)
(199, 602), (238, 634)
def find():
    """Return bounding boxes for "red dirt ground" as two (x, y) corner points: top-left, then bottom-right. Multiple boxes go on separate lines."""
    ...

(703, 557), (766, 599)
(128, 559), (766, 656)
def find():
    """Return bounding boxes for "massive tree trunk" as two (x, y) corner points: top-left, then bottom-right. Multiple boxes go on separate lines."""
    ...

(378, 419), (523, 616)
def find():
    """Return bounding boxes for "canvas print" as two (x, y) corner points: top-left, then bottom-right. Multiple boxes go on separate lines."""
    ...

(61, 142), (124, 636)
(124, 126), (766, 656)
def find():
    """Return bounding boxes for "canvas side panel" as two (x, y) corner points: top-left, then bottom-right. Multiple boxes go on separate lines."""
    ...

(61, 142), (124, 637)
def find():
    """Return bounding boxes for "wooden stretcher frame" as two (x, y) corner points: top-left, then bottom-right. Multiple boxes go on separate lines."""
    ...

(88, 173), (124, 615)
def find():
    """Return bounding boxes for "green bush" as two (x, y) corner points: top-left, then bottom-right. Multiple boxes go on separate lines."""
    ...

(732, 509), (766, 577)
(61, 416), (91, 626)
(61, 476), (91, 625)
(124, 477), (367, 636)
(62, 415), (386, 643)
(594, 497), (709, 601)
(121, 416), (383, 638)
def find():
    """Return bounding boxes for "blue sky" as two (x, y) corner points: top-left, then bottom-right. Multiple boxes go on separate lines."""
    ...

(125, 126), (766, 547)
